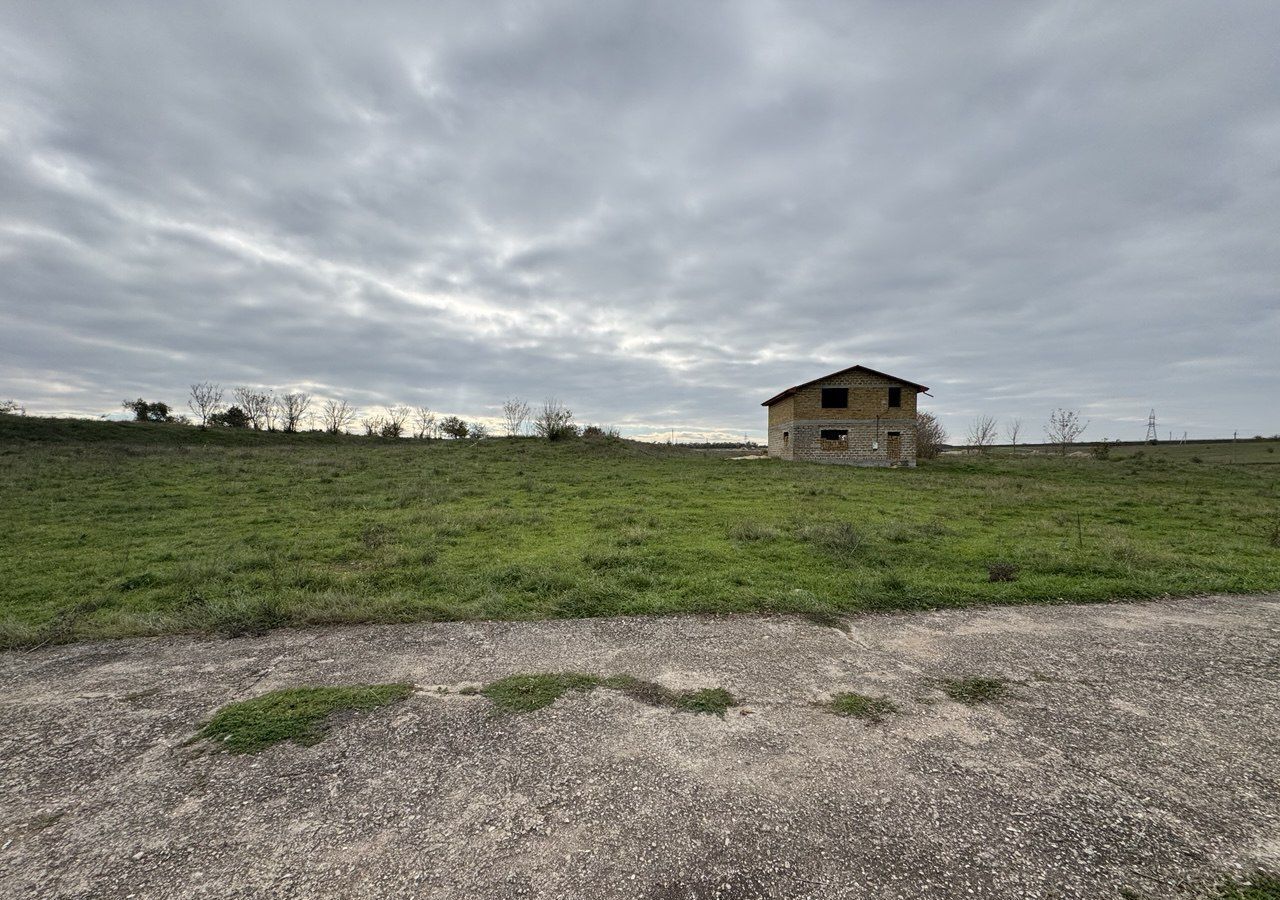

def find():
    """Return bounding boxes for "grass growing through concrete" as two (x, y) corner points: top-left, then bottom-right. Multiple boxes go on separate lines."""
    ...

(477, 672), (739, 716)
(3, 416), (1279, 647)
(825, 691), (899, 722)
(941, 676), (1009, 704)
(1211, 873), (1280, 899)
(193, 684), (414, 753)
(478, 673), (600, 713)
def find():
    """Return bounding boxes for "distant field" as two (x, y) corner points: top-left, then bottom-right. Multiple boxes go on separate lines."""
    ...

(974, 439), (1280, 466)
(2, 417), (1279, 647)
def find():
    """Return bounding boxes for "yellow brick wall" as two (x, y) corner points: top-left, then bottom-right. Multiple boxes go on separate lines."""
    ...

(789, 373), (917, 421)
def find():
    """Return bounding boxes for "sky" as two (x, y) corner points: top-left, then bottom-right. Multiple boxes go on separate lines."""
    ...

(1, 1), (1278, 443)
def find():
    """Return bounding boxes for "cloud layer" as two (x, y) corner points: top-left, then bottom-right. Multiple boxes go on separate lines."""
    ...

(2, 1), (1278, 440)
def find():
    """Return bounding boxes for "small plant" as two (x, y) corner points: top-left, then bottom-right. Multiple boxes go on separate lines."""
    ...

(825, 692), (898, 723)
(728, 521), (780, 542)
(1191, 455), (1204, 464)
(192, 684), (413, 753)
(481, 672), (599, 713)
(478, 672), (739, 716)
(795, 520), (862, 557)
(673, 687), (737, 716)
(987, 561), (1020, 583)
(941, 676), (1008, 704)
(1091, 440), (1112, 460)
(1268, 515), (1280, 549)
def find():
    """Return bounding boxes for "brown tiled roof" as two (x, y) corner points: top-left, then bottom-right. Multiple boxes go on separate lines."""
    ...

(761, 365), (930, 407)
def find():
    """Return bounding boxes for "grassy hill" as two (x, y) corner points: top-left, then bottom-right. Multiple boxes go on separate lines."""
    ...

(2, 416), (1278, 648)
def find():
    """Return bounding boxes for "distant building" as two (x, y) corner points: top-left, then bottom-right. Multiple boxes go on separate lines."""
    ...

(762, 365), (928, 466)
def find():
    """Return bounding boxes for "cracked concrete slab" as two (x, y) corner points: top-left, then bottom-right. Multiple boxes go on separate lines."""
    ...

(1, 594), (1278, 899)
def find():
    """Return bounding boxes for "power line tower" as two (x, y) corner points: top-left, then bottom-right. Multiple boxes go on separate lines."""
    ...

(1145, 409), (1158, 444)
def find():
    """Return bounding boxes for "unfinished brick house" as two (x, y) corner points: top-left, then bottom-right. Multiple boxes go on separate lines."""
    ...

(763, 365), (929, 466)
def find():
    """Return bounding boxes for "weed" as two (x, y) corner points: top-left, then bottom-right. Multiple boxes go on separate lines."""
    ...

(825, 692), (898, 722)
(1268, 515), (1280, 549)
(192, 684), (413, 753)
(481, 672), (600, 713)
(941, 676), (1008, 704)
(673, 687), (737, 716)
(795, 520), (863, 557)
(480, 672), (739, 716)
(987, 561), (1020, 583)
(728, 521), (780, 542)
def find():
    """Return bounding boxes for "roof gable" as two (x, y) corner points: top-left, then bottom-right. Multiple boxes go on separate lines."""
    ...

(761, 365), (929, 407)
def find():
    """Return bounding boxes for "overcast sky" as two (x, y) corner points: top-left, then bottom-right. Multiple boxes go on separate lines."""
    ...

(2, 2), (1278, 441)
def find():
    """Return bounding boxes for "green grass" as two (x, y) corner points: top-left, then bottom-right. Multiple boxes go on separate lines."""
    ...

(1211, 873), (1280, 899)
(941, 676), (1009, 704)
(825, 692), (899, 722)
(479, 673), (601, 713)
(192, 683), (414, 753)
(2, 416), (1279, 648)
(478, 672), (738, 715)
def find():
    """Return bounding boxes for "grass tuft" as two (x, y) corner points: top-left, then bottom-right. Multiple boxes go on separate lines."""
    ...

(193, 683), (413, 753)
(480, 672), (601, 713)
(480, 672), (739, 716)
(941, 676), (1008, 705)
(825, 692), (898, 722)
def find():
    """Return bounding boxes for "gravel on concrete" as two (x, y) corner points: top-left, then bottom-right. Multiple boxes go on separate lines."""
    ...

(2, 594), (1278, 899)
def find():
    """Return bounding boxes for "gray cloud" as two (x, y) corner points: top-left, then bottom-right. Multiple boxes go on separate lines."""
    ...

(1, 0), (1278, 441)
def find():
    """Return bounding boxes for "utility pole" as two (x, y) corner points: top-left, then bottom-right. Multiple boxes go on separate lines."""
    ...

(1145, 409), (1158, 444)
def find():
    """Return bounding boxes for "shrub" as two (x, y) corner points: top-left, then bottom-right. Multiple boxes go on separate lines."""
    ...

(987, 561), (1020, 582)
(1091, 440), (1112, 460)
(122, 398), (174, 422)
(916, 411), (946, 460)
(1191, 455), (1203, 464)
(439, 416), (469, 439)
(534, 398), (578, 440)
(209, 406), (250, 428)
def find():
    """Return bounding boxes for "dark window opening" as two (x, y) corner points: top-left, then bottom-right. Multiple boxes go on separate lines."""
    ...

(887, 431), (901, 436)
(888, 387), (902, 408)
(782, 431), (789, 445)
(820, 429), (849, 441)
(821, 387), (848, 408)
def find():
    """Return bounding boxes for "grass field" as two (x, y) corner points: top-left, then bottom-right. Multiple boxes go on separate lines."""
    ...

(2, 416), (1279, 648)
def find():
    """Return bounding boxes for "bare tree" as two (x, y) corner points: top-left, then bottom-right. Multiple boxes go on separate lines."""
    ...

(234, 387), (273, 430)
(277, 392), (312, 433)
(469, 421), (489, 440)
(360, 414), (384, 436)
(501, 397), (531, 437)
(382, 405), (411, 438)
(1006, 417), (1023, 446)
(320, 399), (358, 434)
(0, 399), (25, 415)
(1046, 408), (1089, 456)
(534, 398), (577, 440)
(916, 411), (947, 460)
(413, 406), (436, 439)
(967, 415), (998, 453)
(188, 382), (223, 429)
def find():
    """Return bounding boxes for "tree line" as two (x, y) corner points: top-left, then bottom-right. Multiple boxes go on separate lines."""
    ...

(120, 384), (607, 441)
